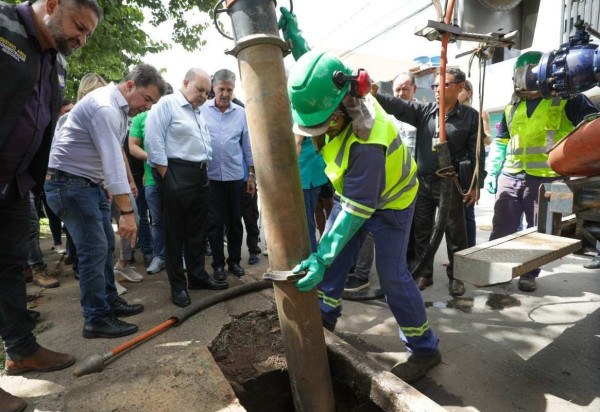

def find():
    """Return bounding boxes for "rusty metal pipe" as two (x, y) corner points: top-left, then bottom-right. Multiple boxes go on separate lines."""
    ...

(220, 1), (335, 410)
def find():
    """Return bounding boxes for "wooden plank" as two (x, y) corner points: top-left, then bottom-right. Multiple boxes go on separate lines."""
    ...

(454, 232), (581, 286)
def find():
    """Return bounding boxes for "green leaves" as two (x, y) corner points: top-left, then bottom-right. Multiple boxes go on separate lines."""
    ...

(4, 0), (212, 100)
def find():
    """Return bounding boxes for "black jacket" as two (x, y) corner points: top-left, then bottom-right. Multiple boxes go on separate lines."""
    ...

(376, 92), (485, 184)
(0, 1), (66, 195)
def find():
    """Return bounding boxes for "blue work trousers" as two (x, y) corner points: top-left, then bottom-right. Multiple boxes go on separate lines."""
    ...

(318, 200), (439, 355)
(489, 173), (558, 278)
(45, 174), (117, 322)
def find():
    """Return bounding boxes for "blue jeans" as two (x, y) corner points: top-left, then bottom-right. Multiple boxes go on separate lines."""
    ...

(134, 174), (153, 258)
(145, 184), (165, 260)
(303, 185), (323, 253)
(318, 199), (439, 355)
(45, 174), (117, 322)
(0, 195), (39, 359)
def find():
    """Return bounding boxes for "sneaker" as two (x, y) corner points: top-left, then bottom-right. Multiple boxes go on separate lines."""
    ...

(114, 263), (143, 283)
(391, 351), (442, 383)
(115, 280), (128, 295)
(32, 267), (60, 288)
(52, 245), (67, 255)
(518, 275), (537, 292)
(344, 275), (370, 292)
(262, 249), (269, 256)
(146, 257), (166, 274)
(248, 254), (259, 265)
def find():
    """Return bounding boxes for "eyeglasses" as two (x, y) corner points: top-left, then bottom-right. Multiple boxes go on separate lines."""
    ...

(430, 81), (460, 90)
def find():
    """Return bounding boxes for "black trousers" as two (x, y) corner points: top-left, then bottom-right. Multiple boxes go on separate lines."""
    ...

(0, 195), (38, 359)
(412, 175), (467, 280)
(242, 186), (261, 255)
(208, 179), (244, 268)
(155, 159), (210, 293)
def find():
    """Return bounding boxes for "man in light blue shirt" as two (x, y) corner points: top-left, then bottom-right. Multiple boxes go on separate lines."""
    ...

(146, 68), (228, 308)
(45, 64), (165, 339)
(204, 69), (255, 281)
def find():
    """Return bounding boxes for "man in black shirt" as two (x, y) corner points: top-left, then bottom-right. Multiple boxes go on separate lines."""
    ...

(376, 68), (483, 296)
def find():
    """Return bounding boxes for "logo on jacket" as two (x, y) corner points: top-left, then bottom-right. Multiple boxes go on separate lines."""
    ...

(0, 36), (26, 62)
(58, 72), (66, 89)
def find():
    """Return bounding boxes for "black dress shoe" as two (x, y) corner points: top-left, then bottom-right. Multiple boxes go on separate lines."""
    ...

(449, 279), (466, 296)
(110, 296), (144, 317)
(171, 290), (191, 307)
(414, 277), (433, 291)
(82, 316), (138, 339)
(228, 263), (245, 277)
(188, 276), (229, 290)
(214, 266), (227, 283)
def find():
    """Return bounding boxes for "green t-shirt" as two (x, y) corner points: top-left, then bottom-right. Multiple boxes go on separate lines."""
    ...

(129, 111), (155, 186)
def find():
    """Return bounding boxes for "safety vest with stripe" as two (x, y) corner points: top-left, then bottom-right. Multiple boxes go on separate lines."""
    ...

(320, 98), (418, 219)
(503, 98), (573, 177)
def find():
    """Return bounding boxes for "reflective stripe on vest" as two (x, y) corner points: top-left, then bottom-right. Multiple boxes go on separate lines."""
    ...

(320, 96), (418, 216)
(504, 98), (573, 177)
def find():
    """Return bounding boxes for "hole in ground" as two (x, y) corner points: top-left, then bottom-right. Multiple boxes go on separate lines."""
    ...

(209, 308), (384, 412)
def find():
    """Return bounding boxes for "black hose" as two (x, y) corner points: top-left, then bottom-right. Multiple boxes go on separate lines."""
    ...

(410, 142), (453, 278)
(172, 281), (273, 324)
(344, 143), (454, 301)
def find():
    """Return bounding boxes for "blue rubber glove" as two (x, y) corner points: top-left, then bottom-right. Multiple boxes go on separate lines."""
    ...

(294, 208), (367, 292)
(278, 6), (310, 60)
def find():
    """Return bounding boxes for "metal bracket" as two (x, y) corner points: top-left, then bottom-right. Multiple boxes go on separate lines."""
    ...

(225, 34), (289, 57)
(262, 270), (305, 282)
(414, 20), (517, 50)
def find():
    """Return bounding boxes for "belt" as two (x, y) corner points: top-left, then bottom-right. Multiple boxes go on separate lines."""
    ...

(46, 168), (96, 185)
(168, 158), (208, 170)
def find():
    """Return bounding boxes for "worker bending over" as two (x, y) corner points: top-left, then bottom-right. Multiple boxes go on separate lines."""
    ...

(287, 50), (441, 383)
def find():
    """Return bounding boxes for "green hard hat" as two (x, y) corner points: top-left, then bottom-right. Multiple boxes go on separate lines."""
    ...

(287, 50), (352, 127)
(514, 51), (542, 70)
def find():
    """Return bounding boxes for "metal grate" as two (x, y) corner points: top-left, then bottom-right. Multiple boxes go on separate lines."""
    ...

(561, 0), (600, 43)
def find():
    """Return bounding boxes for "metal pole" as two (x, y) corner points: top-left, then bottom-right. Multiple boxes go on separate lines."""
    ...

(217, 1), (335, 410)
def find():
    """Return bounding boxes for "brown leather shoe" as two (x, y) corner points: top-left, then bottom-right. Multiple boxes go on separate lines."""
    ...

(449, 279), (466, 296)
(0, 388), (26, 412)
(4, 346), (75, 375)
(414, 277), (433, 291)
(32, 267), (60, 289)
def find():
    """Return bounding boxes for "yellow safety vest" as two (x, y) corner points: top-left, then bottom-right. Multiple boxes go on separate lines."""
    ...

(320, 97), (418, 219)
(503, 98), (573, 177)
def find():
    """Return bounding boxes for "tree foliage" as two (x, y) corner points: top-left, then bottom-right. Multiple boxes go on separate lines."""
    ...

(5, 0), (215, 99)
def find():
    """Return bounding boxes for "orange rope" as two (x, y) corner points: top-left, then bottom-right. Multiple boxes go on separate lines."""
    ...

(438, 0), (456, 144)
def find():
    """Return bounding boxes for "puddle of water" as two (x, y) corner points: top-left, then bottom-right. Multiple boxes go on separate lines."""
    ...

(446, 297), (474, 313)
(424, 298), (474, 313)
(486, 293), (521, 310)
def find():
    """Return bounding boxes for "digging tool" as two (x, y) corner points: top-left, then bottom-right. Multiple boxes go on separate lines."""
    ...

(73, 281), (272, 377)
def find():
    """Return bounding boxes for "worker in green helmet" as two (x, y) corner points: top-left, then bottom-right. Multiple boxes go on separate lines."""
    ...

(281, 7), (441, 382)
(485, 50), (598, 291)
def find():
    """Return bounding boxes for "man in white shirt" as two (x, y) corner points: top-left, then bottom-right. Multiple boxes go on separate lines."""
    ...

(146, 68), (228, 309)
(45, 64), (165, 339)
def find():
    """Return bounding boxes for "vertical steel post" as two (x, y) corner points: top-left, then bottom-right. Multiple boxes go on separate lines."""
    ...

(217, 1), (335, 410)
